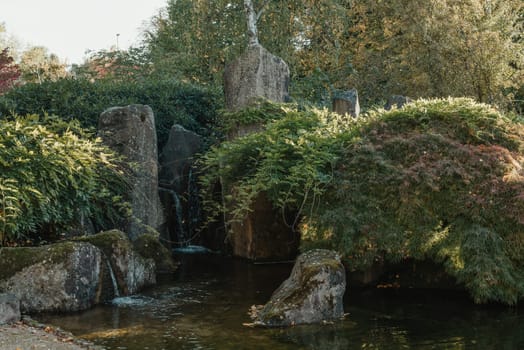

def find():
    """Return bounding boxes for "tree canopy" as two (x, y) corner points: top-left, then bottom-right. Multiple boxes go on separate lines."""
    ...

(143, 0), (523, 109)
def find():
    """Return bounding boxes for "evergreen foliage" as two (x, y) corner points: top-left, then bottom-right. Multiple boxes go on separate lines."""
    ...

(0, 78), (222, 148)
(199, 99), (524, 304)
(0, 115), (129, 245)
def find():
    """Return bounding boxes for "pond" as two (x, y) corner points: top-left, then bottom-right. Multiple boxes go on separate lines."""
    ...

(39, 253), (524, 350)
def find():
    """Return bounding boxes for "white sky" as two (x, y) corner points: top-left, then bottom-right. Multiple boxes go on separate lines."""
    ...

(1, 0), (168, 65)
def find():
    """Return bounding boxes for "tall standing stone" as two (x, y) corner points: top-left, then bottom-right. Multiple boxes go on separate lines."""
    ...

(224, 44), (290, 111)
(98, 104), (164, 240)
(222, 44), (298, 261)
(332, 89), (360, 118)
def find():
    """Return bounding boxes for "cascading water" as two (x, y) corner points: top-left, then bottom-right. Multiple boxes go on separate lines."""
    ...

(172, 191), (187, 246)
(106, 259), (120, 298)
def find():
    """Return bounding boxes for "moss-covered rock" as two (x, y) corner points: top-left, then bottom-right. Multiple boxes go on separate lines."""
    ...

(0, 242), (102, 313)
(133, 233), (178, 273)
(252, 249), (346, 327)
(75, 230), (155, 295)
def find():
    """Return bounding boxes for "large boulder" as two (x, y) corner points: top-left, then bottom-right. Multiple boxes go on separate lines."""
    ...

(0, 294), (20, 324)
(76, 230), (156, 296)
(229, 193), (299, 261)
(0, 232), (158, 313)
(252, 249), (346, 327)
(224, 44), (290, 111)
(0, 242), (102, 313)
(98, 104), (164, 240)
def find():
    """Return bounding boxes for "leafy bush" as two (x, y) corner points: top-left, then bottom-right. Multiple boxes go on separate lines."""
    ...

(200, 98), (524, 305)
(0, 115), (129, 245)
(199, 103), (356, 225)
(0, 78), (222, 148)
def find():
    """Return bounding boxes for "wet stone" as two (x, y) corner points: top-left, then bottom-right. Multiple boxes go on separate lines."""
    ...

(0, 293), (20, 324)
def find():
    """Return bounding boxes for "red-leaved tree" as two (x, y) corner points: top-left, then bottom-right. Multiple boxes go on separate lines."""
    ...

(0, 48), (20, 94)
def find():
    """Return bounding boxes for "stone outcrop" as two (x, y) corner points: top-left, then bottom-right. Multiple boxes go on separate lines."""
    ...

(222, 45), (296, 260)
(98, 104), (164, 240)
(0, 231), (157, 313)
(158, 124), (203, 247)
(229, 193), (299, 261)
(224, 44), (290, 111)
(76, 230), (156, 296)
(384, 95), (412, 110)
(0, 242), (102, 313)
(251, 249), (346, 327)
(133, 233), (179, 273)
(0, 294), (20, 324)
(159, 124), (202, 193)
(332, 89), (360, 118)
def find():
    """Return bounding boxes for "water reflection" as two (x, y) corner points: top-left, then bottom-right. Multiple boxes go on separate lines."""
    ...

(38, 254), (524, 350)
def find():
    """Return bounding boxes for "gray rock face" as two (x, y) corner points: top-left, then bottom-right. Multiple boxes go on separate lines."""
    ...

(252, 249), (346, 327)
(159, 124), (202, 193)
(98, 104), (164, 240)
(0, 232), (157, 314)
(0, 293), (20, 324)
(75, 230), (156, 296)
(0, 242), (102, 313)
(333, 89), (360, 118)
(224, 44), (290, 110)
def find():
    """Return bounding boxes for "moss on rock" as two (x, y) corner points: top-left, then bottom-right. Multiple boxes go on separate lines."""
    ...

(133, 234), (178, 273)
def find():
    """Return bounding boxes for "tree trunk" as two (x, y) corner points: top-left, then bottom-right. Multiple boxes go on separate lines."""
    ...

(244, 0), (259, 47)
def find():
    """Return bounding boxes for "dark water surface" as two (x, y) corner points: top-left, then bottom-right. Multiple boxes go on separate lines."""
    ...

(39, 254), (524, 350)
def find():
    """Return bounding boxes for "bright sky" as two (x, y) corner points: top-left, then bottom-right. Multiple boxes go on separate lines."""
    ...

(1, 0), (168, 65)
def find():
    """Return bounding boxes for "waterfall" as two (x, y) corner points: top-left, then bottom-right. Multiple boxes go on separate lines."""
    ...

(187, 168), (202, 239)
(172, 191), (188, 247)
(106, 259), (120, 298)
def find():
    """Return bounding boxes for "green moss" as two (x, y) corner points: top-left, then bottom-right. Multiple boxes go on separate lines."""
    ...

(0, 242), (77, 281)
(73, 230), (129, 258)
(133, 234), (178, 273)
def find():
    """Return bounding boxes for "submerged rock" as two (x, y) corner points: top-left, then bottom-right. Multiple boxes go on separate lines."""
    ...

(252, 249), (346, 327)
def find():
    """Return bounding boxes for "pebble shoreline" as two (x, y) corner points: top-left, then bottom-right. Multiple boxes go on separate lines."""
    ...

(0, 319), (102, 350)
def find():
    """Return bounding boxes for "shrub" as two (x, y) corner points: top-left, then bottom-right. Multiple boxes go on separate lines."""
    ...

(200, 98), (524, 305)
(0, 78), (222, 148)
(0, 115), (129, 245)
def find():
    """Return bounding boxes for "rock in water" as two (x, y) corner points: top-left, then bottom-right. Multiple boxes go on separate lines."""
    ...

(0, 242), (102, 313)
(252, 249), (346, 327)
(0, 293), (20, 324)
(98, 104), (164, 240)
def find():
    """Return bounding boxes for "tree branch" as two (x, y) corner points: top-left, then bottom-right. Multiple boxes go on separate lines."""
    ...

(256, 0), (271, 22)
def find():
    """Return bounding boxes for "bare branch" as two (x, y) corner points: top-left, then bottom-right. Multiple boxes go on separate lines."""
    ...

(256, 0), (271, 22)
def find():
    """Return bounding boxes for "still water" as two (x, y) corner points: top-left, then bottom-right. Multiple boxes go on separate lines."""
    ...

(39, 254), (524, 350)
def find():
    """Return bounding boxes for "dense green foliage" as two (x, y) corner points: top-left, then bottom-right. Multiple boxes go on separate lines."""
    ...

(144, 0), (523, 109)
(200, 99), (524, 304)
(0, 78), (222, 148)
(0, 115), (129, 245)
